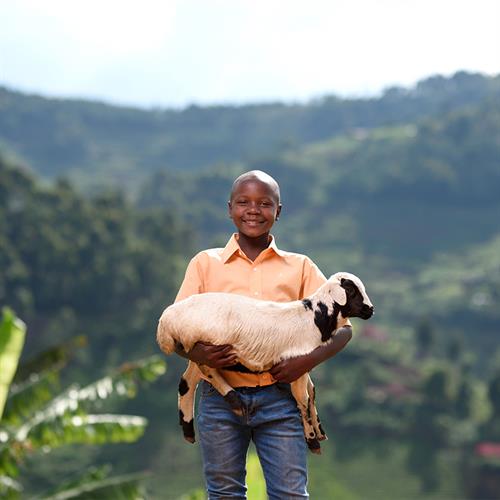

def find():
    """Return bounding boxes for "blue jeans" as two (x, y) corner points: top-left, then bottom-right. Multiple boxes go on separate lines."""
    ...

(197, 381), (309, 499)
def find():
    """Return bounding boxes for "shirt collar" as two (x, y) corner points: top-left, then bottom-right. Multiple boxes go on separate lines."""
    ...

(221, 233), (285, 263)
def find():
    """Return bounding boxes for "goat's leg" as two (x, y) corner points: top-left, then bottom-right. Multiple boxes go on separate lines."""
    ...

(197, 365), (245, 417)
(178, 361), (201, 443)
(291, 375), (321, 454)
(307, 375), (327, 442)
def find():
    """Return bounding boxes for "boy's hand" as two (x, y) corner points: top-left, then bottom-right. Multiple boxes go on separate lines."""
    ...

(188, 341), (238, 368)
(270, 355), (313, 383)
(270, 326), (353, 383)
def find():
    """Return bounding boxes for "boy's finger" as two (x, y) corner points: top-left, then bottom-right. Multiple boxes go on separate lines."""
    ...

(219, 353), (237, 362)
(219, 356), (238, 366)
(213, 344), (233, 351)
(269, 364), (282, 376)
(269, 363), (278, 373)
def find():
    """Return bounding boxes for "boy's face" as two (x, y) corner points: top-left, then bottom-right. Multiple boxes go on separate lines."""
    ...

(228, 179), (282, 239)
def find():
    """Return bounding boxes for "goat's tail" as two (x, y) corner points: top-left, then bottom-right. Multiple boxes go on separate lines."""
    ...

(156, 313), (176, 354)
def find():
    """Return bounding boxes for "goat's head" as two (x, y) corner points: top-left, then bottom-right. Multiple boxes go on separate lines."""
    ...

(329, 272), (374, 320)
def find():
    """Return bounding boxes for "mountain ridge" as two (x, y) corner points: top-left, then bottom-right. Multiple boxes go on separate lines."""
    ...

(1, 71), (499, 190)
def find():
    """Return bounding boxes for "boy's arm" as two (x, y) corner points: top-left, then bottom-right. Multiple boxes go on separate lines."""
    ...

(269, 326), (352, 383)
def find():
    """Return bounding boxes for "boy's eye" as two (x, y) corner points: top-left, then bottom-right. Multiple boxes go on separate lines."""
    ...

(233, 199), (273, 207)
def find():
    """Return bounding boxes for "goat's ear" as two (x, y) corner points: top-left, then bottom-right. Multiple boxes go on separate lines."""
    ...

(340, 278), (356, 293)
(330, 282), (347, 306)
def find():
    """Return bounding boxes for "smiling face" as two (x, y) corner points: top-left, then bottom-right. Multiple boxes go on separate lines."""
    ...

(228, 176), (282, 239)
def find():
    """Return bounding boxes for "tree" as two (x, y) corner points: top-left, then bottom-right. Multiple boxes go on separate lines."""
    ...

(415, 318), (435, 359)
(0, 308), (166, 499)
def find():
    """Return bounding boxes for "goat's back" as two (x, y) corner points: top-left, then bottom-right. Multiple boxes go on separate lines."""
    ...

(159, 292), (316, 369)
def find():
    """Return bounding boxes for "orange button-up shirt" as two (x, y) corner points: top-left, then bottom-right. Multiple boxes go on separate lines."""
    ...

(175, 233), (328, 387)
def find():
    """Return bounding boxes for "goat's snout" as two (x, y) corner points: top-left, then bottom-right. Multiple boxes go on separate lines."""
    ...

(360, 304), (374, 320)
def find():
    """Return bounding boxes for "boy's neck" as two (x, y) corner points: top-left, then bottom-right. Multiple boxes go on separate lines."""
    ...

(237, 232), (271, 262)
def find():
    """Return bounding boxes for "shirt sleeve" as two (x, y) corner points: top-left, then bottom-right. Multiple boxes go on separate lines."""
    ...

(300, 256), (327, 298)
(300, 257), (352, 328)
(175, 254), (205, 303)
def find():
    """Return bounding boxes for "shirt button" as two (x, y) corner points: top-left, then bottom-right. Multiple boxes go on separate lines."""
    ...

(254, 292), (259, 295)
(253, 268), (257, 272)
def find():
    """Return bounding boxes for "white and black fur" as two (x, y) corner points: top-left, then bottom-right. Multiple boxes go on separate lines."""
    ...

(157, 271), (374, 453)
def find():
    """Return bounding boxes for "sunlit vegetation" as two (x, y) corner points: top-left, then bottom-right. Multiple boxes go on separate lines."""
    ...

(1, 72), (500, 498)
(0, 309), (166, 498)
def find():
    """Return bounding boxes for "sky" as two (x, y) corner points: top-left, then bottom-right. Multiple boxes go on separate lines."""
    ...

(0, 0), (499, 109)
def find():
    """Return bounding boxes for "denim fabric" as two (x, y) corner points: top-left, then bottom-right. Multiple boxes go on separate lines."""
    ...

(197, 381), (308, 500)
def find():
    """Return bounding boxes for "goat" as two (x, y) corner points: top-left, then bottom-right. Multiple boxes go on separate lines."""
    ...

(157, 271), (374, 453)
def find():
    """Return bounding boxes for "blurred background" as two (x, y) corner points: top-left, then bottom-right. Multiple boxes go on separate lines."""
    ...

(1, 1), (500, 498)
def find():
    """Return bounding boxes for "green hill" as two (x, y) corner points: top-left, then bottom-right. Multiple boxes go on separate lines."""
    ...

(1, 71), (499, 194)
(2, 72), (500, 498)
(138, 95), (500, 271)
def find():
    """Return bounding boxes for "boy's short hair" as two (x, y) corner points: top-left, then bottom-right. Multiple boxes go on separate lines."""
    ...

(230, 170), (281, 203)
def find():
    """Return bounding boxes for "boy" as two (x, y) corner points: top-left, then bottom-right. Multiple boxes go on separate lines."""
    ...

(174, 170), (352, 499)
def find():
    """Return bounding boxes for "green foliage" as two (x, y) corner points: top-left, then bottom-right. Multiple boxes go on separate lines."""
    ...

(134, 88), (500, 316)
(0, 474), (22, 499)
(177, 488), (206, 500)
(246, 452), (266, 500)
(310, 442), (463, 500)
(3, 336), (86, 427)
(0, 308), (26, 419)
(488, 372), (500, 416)
(0, 155), (190, 370)
(0, 354), (166, 476)
(2, 72), (500, 498)
(415, 318), (435, 358)
(1, 72), (499, 193)
(40, 470), (149, 500)
(0, 315), (166, 498)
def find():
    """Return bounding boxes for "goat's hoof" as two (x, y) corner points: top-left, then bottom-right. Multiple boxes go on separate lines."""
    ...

(179, 410), (196, 443)
(316, 429), (328, 441)
(318, 423), (327, 439)
(306, 438), (321, 454)
(223, 390), (245, 416)
(181, 422), (196, 443)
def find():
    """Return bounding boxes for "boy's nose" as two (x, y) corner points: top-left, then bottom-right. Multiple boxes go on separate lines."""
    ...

(247, 203), (260, 213)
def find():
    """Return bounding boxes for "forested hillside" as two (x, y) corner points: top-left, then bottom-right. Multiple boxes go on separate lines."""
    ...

(139, 94), (500, 264)
(0, 154), (197, 495)
(1, 71), (499, 193)
(0, 155), (190, 362)
(1, 72), (500, 498)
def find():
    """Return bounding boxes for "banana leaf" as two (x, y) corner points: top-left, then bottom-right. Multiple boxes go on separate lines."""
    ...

(25, 414), (148, 448)
(0, 308), (26, 420)
(0, 474), (23, 499)
(12, 336), (86, 386)
(37, 471), (149, 500)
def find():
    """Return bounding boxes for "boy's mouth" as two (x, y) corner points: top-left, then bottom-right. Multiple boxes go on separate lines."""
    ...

(242, 219), (263, 226)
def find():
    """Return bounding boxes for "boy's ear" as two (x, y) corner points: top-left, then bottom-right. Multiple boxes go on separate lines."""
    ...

(276, 204), (282, 220)
(227, 200), (232, 218)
